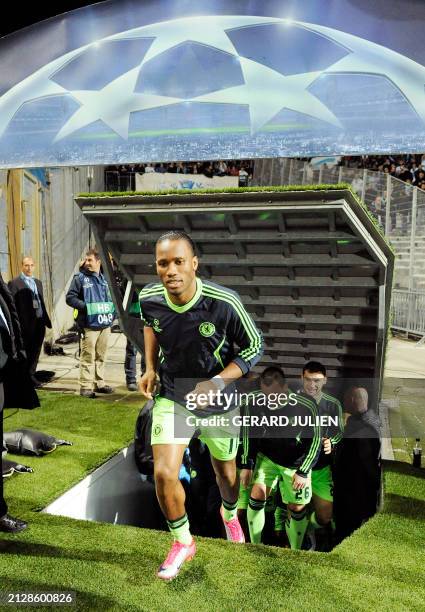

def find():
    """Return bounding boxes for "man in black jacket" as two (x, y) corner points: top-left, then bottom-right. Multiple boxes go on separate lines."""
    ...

(8, 256), (52, 386)
(333, 386), (381, 543)
(0, 270), (39, 533)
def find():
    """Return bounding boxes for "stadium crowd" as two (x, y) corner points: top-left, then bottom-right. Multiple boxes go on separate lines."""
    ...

(342, 154), (425, 190)
(105, 159), (254, 190)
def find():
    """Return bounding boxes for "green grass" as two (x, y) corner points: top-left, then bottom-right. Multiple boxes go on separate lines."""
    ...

(1, 392), (424, 611)
(78, 182), (352, 198)
(382, 378), (425, 466)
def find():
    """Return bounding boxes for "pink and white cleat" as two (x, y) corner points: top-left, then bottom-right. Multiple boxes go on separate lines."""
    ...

(157, 539), (196, 581)
(220, 507), (245, 543)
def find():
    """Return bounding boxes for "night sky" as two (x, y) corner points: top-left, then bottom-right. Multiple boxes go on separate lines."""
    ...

(0, 2), (97, 37)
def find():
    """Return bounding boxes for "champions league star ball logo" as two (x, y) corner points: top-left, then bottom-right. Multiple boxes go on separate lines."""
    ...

(1, 14), (425, 158)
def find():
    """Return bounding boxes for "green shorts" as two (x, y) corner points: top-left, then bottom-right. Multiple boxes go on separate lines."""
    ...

(151, 395), (239, 462)
(252, 452), (312, 506)
(312, 465), (334, 502)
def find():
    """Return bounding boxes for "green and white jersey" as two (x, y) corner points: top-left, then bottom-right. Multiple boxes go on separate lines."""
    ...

(312, 392), (344, 470)
(237, 388), (321, 477)
(139, 278), (263, 408)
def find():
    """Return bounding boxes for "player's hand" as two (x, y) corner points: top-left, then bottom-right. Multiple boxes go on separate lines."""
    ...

(185, 379), (219, 410)
(323, 437), (332, 455)
(139, 369), (157, 399)
(240, 469), (253, 489)
(292, 472), (307, 490)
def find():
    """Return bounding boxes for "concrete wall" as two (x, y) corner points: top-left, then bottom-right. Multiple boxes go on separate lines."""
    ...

(0, 170), (8, 276)
(41, 166), (104, 337)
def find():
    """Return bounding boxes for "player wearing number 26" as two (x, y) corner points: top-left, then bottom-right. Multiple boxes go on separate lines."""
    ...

(66, 248), (115, 398)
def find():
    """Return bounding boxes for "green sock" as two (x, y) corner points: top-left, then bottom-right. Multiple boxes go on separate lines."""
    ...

(167, 514), (192, 545)
(274, 502), (288, 532)
(286, 508), (308, 550)
(247, 497), (266, 544)
(222, 498), (238, 522)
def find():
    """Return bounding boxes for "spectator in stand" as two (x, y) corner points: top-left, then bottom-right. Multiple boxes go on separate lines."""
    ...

(414, 170), (425, 186)
(238, 166), (249, 187)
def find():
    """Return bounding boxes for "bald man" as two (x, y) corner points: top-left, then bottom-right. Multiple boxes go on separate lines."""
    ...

(8, 257), (51, 387)
(333, 386), (381, 543)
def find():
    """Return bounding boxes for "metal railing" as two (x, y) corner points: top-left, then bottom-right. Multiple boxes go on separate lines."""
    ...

(392, 290), (425, 335)
(253, 159), (425, 293)
(253, 158), (425, 336)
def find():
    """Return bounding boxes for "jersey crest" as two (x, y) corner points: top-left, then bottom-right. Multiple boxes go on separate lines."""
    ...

(199, 321), (216, 337)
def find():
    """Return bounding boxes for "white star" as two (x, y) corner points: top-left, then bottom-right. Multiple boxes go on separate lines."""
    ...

(297, 21), (425, 124)
(54, 67), (182, 141)
(192, 56), (342, 134)
(0, 46), (86, 138)
(109, 16), (282, 66)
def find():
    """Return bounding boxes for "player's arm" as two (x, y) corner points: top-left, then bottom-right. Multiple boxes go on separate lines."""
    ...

(222, 295), (263, 387)
(329, 398), (344, 447)
(139, 326), (159, 399)
(138, 300), (159, 399)
(295, 397), (322, 479)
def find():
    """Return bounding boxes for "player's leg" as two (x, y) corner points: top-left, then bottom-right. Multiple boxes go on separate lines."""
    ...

(202, 435), (245, 542)
(247, 453), (278, 544)
(281, 468), (312, 550)
(153, 443), (188, 525)
(237, 471), (252, 541)
(247, 482), (273, 544)
(274, 481), (289, 547)
(310, 466), (334, 529)
(151, 397), (194, 579)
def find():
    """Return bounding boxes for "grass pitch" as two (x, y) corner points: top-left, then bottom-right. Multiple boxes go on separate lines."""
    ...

(1, 392), (424, 611)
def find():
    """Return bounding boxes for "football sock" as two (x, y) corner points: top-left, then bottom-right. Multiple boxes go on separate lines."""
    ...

(222, 498), (238, 522)
(167, 514), (192, 545)
(247, 497), (267, 544)
(286, 507), (308, 550)
(274, 502), (288, 532)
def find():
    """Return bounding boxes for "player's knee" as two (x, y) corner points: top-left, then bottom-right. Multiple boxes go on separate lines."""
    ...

(154, 464), (179, 487)
(288, 503), (305, 513)
(316, 505), (333, 525)
(250, 484), (267, 501)
(214, 460), (236, 482)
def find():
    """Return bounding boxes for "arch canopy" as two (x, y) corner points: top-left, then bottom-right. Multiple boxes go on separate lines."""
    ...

(1, 0), (425, 168)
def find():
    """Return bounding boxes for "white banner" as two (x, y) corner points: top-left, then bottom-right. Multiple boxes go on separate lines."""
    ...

(135, 172), (238, 192)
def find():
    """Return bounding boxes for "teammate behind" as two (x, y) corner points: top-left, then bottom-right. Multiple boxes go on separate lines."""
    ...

(301, 361), (344, 547)
(245, 366), (321, 549)
(139, 231), (263, 580)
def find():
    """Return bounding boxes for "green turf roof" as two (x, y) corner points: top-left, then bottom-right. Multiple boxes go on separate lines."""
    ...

(78, 182), (352, 198)
(77, 182), (393, 251)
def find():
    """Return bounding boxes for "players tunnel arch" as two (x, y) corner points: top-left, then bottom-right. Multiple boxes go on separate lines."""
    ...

(42, 184), (394, 535)
(75, 185), (394, 398)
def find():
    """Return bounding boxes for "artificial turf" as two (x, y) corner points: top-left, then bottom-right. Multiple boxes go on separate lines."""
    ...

(1, 392), (424, 612)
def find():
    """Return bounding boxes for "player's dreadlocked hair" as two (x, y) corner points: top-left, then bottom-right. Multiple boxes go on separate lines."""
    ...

(156, 231), (197, 256)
